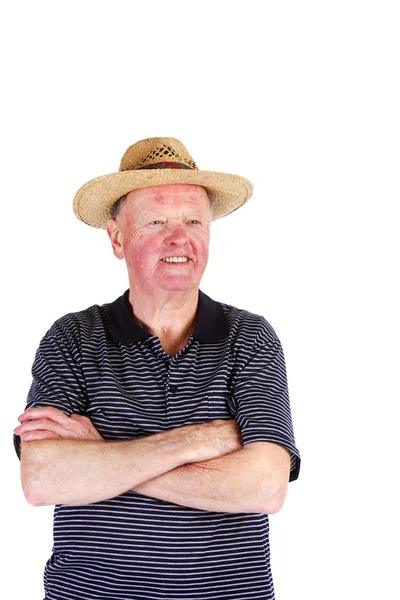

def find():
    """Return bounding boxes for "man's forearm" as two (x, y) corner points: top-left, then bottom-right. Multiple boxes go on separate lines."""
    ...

(21, 420), (241, 506)
(134, 442), (290, 514)
(21, 434), (194, 506)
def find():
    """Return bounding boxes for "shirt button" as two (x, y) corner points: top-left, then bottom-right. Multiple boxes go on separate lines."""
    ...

(170, 385), (178, 394)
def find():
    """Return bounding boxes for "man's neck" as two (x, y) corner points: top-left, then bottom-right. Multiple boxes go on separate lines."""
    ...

(127, 285), (199, 343)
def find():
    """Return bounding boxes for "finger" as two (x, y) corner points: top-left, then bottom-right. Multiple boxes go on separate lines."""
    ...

(20, 430), (61, 441)
(14, 418), (73, 438)
(69, 414), (86, 422)
(18, 406), (70, 425)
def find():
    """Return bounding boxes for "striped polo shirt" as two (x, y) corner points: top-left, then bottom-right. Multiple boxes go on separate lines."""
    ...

(17, 289), (300, 600)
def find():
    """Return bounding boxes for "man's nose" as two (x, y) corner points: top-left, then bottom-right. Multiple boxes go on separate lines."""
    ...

(164, 222), (189, 244)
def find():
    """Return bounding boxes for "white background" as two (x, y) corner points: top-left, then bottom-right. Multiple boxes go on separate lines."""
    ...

(1, 1), (399, 599)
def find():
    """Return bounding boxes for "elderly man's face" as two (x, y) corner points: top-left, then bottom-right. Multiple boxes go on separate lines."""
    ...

(107, 184), (212, 294)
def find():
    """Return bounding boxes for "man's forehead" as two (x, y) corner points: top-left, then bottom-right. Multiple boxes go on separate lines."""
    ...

(125, 184), (210, 212)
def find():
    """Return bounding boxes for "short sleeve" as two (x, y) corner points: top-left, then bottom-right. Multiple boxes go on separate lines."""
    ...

(231, 321), (301, 482)
(14, 317), (88, 459)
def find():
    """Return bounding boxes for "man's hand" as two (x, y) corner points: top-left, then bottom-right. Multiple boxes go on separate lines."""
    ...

(14, 407), (103, 442)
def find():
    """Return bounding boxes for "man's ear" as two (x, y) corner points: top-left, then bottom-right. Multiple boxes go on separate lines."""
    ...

(106, 219), (125, 260)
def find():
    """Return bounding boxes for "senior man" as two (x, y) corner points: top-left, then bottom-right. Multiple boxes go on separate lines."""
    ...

(14, 137), (300, 600)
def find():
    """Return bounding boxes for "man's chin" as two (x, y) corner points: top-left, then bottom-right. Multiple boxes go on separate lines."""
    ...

(156, 275), (201, 293)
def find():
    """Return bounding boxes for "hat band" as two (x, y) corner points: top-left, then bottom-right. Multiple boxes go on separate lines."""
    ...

(138, 161), (194, 170)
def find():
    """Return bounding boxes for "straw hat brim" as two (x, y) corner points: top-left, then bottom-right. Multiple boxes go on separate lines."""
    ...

(73, 169), (254, 228)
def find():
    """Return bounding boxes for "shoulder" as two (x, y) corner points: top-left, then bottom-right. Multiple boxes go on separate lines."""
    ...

(42, 300), (111, 348)
(220, 299), (280, 346)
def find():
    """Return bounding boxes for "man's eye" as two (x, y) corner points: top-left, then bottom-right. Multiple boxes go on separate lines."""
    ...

(149, 220), (163, 225)
(189, 220), (201, 225)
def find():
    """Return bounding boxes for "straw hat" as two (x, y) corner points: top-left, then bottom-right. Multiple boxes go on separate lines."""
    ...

(73, 137), (254, 228)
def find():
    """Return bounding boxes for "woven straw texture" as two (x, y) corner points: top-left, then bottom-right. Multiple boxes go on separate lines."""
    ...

(73, 138), (253, 228)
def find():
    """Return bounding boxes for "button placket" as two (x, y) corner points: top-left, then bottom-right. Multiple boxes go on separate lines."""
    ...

(165, 359), (172, 425)
(166, 357), (181, 424)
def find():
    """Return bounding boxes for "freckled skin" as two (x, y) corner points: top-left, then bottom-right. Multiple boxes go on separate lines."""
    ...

(107, 184), (212, 297)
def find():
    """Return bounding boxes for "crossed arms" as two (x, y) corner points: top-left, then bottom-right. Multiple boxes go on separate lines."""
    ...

(15, 407), (290, 514)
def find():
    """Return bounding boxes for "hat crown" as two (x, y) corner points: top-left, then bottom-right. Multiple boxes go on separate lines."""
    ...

(119, 137), (198, 172)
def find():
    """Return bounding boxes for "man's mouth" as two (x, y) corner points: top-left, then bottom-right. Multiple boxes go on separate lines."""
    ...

(161, 257), (190, 263)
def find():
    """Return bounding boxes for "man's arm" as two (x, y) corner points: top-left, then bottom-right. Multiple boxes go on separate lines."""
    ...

(134, 442), (290, 514)
(16, 407), (242, 506)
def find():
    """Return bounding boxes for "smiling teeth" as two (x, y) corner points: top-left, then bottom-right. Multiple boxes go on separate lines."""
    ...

(163, 257), (189, 263)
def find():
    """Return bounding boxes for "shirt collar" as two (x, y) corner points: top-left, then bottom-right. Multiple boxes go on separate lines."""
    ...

(107, 289), (228, 345)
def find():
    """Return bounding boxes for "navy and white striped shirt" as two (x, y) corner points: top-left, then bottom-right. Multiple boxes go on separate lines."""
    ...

(17, 289), (300, 600)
